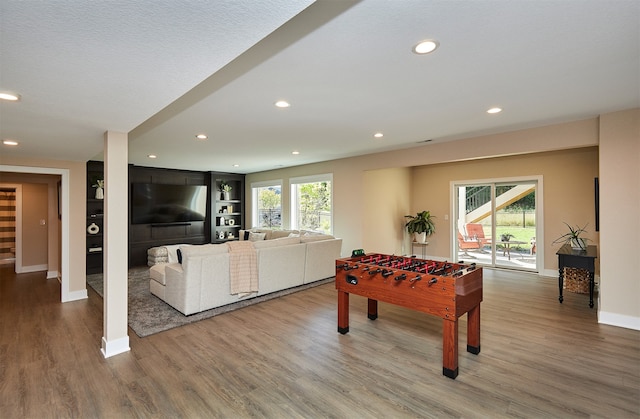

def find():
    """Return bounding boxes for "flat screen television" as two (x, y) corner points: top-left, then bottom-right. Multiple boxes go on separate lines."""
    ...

(131, 183), (207, 224)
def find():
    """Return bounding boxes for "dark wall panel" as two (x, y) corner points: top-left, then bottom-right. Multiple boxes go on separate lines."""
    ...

(128, 164), (210, 267)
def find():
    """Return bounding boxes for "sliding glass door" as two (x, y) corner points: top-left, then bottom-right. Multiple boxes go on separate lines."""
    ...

(454, 179), (539, 272)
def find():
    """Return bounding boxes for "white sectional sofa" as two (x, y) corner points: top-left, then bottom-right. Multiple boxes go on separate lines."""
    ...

(148, 230), (342, 315)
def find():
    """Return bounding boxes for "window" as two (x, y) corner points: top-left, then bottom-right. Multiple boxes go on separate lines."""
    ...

(251, 180), (282, 229)
(453, 176), (541, 273)
(290, 174), (332, 234)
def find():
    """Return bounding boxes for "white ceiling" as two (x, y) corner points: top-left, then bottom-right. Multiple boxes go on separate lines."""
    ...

(1, 0), (638, 174)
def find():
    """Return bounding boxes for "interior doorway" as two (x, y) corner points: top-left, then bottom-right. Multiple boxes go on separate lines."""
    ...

(0, 165), (71, 302)
(453, 176), (542, 273)
(0, 187), (17, 265)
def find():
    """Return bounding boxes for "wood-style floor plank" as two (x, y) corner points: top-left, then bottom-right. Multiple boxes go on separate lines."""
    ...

(0, 265), (639, 418)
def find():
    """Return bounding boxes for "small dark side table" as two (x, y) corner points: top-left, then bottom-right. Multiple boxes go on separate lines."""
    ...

(556, 244), (597, 308)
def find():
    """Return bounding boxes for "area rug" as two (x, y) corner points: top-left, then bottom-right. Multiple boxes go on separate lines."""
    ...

(86, 267), (333, 338)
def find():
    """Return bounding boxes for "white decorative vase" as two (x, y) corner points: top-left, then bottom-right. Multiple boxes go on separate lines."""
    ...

(223, 191), (230, 201)
(414, 232), (427, 244)
(571, 238), (585, 250)
(87, 222), (100, 235)
(95, 187), (104, 200)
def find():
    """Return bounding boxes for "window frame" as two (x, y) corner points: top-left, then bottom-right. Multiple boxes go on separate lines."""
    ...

(289, 173), (333, 234)
(251, 179), (283, 230)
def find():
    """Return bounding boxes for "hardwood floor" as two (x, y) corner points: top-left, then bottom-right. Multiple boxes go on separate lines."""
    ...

(1, 264), (638, 418)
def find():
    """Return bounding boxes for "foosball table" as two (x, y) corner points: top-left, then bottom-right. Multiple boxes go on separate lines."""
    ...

(335, 253), (483, 379)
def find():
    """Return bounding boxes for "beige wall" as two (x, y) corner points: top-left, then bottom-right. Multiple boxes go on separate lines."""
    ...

(598, 108), (639, 327)
(247, 117), (600, 259)
(0, 157), (86, 296)
(362, 167), (412, 255)
(20, 183), (49, 267)
(410, 147), (599, 272)
(247, 112), (639, 329)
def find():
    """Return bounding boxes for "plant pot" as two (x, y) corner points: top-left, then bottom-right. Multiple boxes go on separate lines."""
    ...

(414, 232), (427, 244)
(223, 191), (230, 201)
(95, 187), (104, 200)
(571, 238), (586, 250)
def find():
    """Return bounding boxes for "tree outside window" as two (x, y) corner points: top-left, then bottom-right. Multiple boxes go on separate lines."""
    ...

(292, 178), (332, 234)
(257, 186), (281, 229)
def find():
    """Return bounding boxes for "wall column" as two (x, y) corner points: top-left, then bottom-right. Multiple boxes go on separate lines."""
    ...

(101, 131), (130, 357)
(598, 109), (640, 330)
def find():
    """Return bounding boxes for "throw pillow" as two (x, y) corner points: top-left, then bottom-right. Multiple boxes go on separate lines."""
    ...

(248, 232), (266, 242)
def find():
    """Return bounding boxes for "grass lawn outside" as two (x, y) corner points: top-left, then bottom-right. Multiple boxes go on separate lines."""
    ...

(482, 226), (536, 252)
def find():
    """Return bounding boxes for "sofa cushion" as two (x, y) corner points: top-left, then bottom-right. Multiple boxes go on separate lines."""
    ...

(270, 230), (295, 239)
(163, 244), (187, 263)
(180, 243), (227, 258)
(300, 234), (334, 243)
(252, 236), (301, 249)
(149, 263), (168, 285)
(147, 246), (168, 257)
(248, 231), (266, 241)
(147, 255), (169, 266)
(239, 229), (302, 240)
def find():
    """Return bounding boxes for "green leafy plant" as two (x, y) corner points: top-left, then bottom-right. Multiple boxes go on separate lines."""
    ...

(404, 210), (436, 236)
(553, 222), (589, 250)
(92, 179), (104, 188)
(500, 233), (515, 241)
(220, 182), (232, 192)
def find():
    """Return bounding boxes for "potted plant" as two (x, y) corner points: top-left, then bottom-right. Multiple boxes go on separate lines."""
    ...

(220, 182), (232, 200)
(92, 179), (104, 200)
(500, 233), (514, 242)
(404, 210), (435, 244)
(553, 222), (589, 250)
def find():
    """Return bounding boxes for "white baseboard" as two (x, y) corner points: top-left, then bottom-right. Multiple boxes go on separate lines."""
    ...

(598, 311), (640, 331)
(407, 254), (448, 262)
(63, 288), (88, 302)
(101, 336), (130, 358)
(47, 270), (58, 279)
(16, 264), (47, 274)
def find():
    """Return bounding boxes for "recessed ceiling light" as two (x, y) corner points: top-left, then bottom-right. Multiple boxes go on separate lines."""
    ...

(147, 154), (157, 159)
(0, 92), (21, 101)
(487, 107), (502, 114)
(374, 132), (384, 138)
(3, 139), (18, 146)
(412, 40), (439, 55)
(195, 134), (208, 140)
(232, 164), (239, 167)
(292, 151), (300, 155)
(275, 100), (291, 108)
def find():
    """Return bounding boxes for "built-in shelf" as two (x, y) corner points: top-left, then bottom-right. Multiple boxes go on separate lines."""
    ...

(86, 161), (104, 274)
(212, 173), (245, 242)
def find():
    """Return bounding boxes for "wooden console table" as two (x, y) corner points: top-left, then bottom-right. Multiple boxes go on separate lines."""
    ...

(556, 244), (597, 308)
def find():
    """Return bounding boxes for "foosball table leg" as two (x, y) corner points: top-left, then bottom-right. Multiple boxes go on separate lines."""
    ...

(338, 290), (349, 334)
(367, 298), (378, 320)
(467, 304), (481, 354)
(442, 318), (459, 379)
